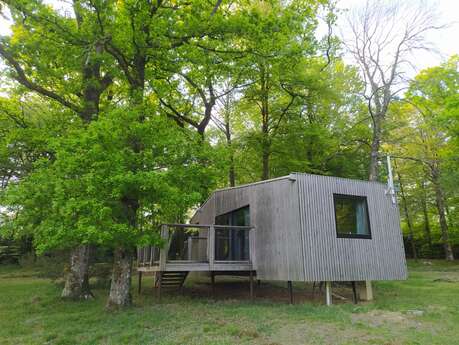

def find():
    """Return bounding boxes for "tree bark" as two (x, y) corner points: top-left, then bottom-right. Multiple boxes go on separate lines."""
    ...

(228, 153), (236, 187)
(106, 247), (133, 309)
(431, 167), (454, 260)
(61, 245), (93, 299)
(225, 122), (236, 187)
(397, 170), (417, 260)
(420, 181), (433, 256)
(368, 117), (381, 182)
(260, 65), (270, 181)
(261, 141), (270, 181)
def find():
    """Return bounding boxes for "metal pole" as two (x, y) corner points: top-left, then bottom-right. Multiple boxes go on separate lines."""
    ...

(249, 271), (254, 301)
(325, 281), (332, 306)
(211, 271), (215, 298)
(351, 281), (358, 304)
(386, 155), (396, 205)
(138, 271), (142, 294)
(288, 281), (293, 304)
(157, 273), (162, 302)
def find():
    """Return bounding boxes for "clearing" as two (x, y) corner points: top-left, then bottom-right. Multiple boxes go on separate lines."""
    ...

(0, 260), (458, 345)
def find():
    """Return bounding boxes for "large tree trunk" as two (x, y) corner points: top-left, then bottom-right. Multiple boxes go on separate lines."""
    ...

(106, 247), (133, 309)
(368, 117), (382, 182)
(106, 196), (138, 308)
(420, 181), (433, 256)
(225, 123), (236, 187)
(397, 171), (417, 260)
(260, 65), (270, 181)
(261, 109), (270, 181)
(229, 157), (236, 187)
(431, 167), (454, 261)
(61, 245), (92, 299)
(261, 142), (270, 181)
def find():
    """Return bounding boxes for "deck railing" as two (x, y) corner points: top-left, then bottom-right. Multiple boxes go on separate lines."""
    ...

(137, 224), (254, 269)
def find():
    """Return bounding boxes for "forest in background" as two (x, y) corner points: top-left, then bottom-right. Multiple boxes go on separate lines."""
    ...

(0, 0), (457, 308)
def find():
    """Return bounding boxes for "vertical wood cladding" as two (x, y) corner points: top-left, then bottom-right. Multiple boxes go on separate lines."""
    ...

(192, 173), (407, 282)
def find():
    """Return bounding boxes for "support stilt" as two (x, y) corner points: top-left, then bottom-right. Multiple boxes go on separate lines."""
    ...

(325, 281), (332, 306)
(287, 281), (293, 304)
(138, 271), (142, 294)
(249, 271), (254, 301)
(210, 271), (215, 298)
(351, 281), (358, 304)
(358, 280), (374, 301)
(157, 272), (162, 301)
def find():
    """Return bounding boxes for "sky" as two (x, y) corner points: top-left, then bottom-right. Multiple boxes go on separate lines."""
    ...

(0, 0), (458, 73)
(335, 0), (459, 72)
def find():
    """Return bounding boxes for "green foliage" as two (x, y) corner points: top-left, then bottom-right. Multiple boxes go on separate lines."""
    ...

(0, 0), (457, 264)
(2, 107), (212, 253)
(384, 56), (459, 257)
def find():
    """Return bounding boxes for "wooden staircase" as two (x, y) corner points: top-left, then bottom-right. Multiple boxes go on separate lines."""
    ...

(156, 271), (189, 291)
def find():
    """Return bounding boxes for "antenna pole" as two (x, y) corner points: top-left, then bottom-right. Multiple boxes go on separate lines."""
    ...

(386, 155), (396, 205)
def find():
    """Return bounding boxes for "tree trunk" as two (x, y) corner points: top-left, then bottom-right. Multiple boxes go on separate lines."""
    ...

(397, 171), (417, 260)
(61, 245), (92, 299)
(261, 106), (270, 181)
(261, 143), (270, 181)
(368, 117), (381, 182)
(431, 167), (454, 261)
(260, 65), (270, 181)
(420, 181), (433, 256)
(106, 247), (133, 309)
(225, 122), (236, 187)
(229, 157), (236, 187)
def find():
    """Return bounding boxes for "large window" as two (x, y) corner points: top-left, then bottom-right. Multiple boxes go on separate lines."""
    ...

(215, 206), (250, 261)
(333, 194), (371, 239)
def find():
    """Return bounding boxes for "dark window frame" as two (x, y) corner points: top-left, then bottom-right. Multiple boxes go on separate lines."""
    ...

(214, 205), (250, 261)
(333, 193), (372, 239)
(215, 205), (251, 226)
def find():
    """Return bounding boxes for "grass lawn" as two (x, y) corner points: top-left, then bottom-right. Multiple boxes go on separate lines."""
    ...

(1, 260), (458, 345)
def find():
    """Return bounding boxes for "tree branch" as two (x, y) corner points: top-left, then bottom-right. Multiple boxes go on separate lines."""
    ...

(0, 43), (82, 114)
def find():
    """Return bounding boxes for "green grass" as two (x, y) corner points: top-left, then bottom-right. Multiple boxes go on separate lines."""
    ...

(1, 260), (458, 345)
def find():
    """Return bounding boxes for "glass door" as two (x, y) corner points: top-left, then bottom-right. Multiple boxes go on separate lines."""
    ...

(215, 206), (250, 261)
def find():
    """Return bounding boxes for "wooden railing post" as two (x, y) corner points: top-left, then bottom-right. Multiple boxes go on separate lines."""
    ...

(209, 225), (215, 270)
(149, 246), (153, 267)
(249, 227), (255, 265)
(159, 224), (169, 271)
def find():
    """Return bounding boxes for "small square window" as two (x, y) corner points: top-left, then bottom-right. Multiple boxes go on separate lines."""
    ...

(333, 194), (371, 239)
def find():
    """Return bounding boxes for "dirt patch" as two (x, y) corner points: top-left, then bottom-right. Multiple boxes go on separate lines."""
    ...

(260, 320), (389, 345)
(351, 310), (421, 329)
(159, 275), (360, 305)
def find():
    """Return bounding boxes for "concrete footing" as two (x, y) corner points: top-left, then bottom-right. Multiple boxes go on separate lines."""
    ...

(358, 280), (374, 301)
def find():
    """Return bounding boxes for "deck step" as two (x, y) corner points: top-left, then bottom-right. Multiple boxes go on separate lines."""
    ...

(156, 271), (189, 290)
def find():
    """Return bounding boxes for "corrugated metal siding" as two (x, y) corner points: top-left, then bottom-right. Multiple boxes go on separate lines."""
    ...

(192, 173), (407, 282)
(250, 179), (304, 281)
(296, 173), (407, 281)
(193, 178), (303, 280)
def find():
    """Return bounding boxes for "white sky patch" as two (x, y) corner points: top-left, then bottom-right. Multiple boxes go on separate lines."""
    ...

(333, 0), (459, 72)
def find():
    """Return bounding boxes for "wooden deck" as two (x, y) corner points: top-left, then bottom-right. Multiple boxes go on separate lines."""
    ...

(138, 261), (253, 272)
(137, 224), (256, 299)
(137, 224), (255, 274)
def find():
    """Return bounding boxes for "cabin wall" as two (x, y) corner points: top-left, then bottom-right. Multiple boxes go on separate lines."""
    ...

(248, 179), (303, 281)
(192, 173), (407, 282)
(296, 173), (407, 281)
(193, 178), (304, 281)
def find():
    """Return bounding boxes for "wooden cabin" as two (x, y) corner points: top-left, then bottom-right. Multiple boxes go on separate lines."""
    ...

(137, 173), (407, 304)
